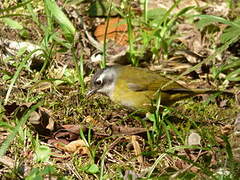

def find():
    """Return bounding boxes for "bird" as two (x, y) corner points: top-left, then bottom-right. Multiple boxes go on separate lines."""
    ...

(87, 65), (230, 112)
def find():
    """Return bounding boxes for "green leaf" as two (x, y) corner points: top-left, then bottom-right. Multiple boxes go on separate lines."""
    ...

(44, 0), (75, 42)
(83, 164), (100, 174)
(225, 68), (240, 81)
(196, 15), (240, 29)
(19, 28), (30, 39)
(0, 102), (42, 157)
(2, 74), (12, 81)
(34, 145), (51, 163)
(146, 113), (156, 122)
(25, 168), (42, 180)
(25, 166), (58, 180)
(2, 18), (23, 30)
(147, 8), (167, 20)
(221, 59), (240, 71)
(221, 25), (240, 43)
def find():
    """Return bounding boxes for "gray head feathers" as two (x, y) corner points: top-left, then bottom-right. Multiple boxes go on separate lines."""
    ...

(90, 66), (118, 96)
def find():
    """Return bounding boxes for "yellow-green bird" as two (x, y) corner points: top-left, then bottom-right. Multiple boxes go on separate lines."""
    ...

(87, 65), (229, 112)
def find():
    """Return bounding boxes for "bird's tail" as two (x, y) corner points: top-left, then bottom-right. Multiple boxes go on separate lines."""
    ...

(162, 88), (234, 96)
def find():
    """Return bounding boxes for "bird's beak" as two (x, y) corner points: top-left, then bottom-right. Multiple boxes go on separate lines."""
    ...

(86, 88), (97, 98)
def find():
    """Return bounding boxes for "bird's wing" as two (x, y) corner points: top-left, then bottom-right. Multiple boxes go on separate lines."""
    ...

(121, 67), (180, 92)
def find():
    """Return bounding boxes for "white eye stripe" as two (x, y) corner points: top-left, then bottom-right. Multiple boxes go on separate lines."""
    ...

(94, 67), (117, 97)
(96, 73), (105, 83)
(95, 79), (102, 85)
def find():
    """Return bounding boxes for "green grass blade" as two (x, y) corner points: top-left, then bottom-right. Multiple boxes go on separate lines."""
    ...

(4, 48), (44, 105)
(44, 0), (75, 42)
(147, 153), (166, 177)
(196, 14), (240, 29)
(0, 0), (33, 14)
(0, 102), (42, 157)
(1, 18), (23, 30)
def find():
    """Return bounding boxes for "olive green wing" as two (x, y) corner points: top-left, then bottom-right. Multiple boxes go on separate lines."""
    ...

(122, 67), (185, 92)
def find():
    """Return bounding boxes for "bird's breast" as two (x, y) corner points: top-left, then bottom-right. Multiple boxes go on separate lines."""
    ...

(109, 79), (155, 111)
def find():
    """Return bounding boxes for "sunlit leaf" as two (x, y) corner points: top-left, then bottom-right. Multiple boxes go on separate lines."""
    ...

(221, 25), (240, 43)
(2, 18), (23, 30)
(44, 0), (75, 42)
(83, 164), (100, 174)
(196, 15), (240, 29)
(34, 145), (51, 163)
(225, 69), (240, 81)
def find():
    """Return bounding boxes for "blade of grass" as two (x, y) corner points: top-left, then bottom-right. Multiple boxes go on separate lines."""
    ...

(0, 0), (33, 14)
(196, 14), (240, 29)
(100, 145), (108, 180)
(166, 119), (185, 144)
(44, 0), (75, 42)
(0, 101), (42, 157)
(167, 151), (213, 176)
(71, 48), (85, 94)
(143, 0), (148, 23)
(101, 0), (113, 68)
(4, 49), (43, 105)
(126, 6), (137, 66)
(147, 153), (166, 177)
(26, 1), (41, 28)
(2, 18), (23, 30)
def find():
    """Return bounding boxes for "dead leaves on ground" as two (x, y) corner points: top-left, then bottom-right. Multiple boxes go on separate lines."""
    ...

(2, 101), (240, 175)
(2, 102), (148, 157)
(94, 17), (128, 46)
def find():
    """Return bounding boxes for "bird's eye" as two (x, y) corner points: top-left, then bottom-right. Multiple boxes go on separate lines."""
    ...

(95, 80), (102, 85)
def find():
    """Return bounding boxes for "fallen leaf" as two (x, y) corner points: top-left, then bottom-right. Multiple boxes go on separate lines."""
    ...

(94, 18), (128, 46)
(0, 155), (14, 168)
(131, 135), (143, 165)
(30, 107), (55, 135)
(31, 81), (53, 92)
(55, 139), (89, 155)
(221, 124), (233, 135)
(29, 111), (41, 125)
(111, 125), (147, 135)
(187, 132), (201, 146)
(177, 24), (202, 61)
(60, 124), (82, 134)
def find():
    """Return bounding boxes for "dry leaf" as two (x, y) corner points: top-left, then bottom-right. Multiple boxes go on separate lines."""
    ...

(84, 115), (97, 124)
(177, 24), (202, 57)
(187, 132), (201, 146)
(55, 139), (89, 155)
(0, 156), (14, 168)
(30, 107), (54, 135)
(31, 81), (53, 92)
(130, 135), (143, 165)
(221, 124), (233, 135)
(111, 125), (147, 135)
(94, 18), (128, 46)
(215, 136), (225, 146)
(29, 111), (41, 125)
(60, 124), (82, 134)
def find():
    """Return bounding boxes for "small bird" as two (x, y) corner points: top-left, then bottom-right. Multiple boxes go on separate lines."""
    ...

(87, 65), (228, 112)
